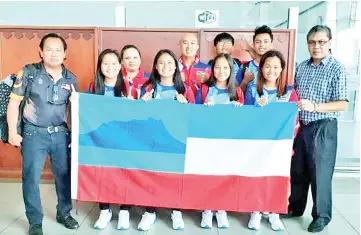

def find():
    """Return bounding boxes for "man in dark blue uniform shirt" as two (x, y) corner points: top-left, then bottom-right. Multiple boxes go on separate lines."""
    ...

(7, 33), (79, 235)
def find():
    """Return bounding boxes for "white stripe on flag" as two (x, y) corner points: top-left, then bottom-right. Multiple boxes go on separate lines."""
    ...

(71, 92), (79, 199)
(184, 138), (293, 177)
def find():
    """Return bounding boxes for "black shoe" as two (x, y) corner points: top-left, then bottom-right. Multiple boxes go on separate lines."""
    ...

(308, 218), (327, 233)
(29, 224), (43, 235)
(56, 215), (79, 229)
(280, 210), (303, 219)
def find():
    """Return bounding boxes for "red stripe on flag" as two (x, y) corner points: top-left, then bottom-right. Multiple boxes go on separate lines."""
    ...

(77, 165), (289, 213)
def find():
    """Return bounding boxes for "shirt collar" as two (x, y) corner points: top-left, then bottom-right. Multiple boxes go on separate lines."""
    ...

(121, 67), (145, 79)
(178, 55), (200, 68)
(250, 59), (259, 69)
(308, 55), (332, 66)
(40, 61), (69, 79)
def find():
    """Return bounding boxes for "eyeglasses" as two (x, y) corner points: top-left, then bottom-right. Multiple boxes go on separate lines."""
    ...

(52, 85), (59, 102)
(307, 40), (329, 47)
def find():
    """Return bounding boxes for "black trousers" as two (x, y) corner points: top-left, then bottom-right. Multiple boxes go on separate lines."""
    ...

(99, 203), (131, 211)
(289, 118), (338, 223)
(99, 203), (156, 213)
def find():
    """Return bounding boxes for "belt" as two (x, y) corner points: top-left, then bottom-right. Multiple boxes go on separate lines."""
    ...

(301, 118), (336, 126)
(25, 124), (68, 134)
(44, 126), (68, 134)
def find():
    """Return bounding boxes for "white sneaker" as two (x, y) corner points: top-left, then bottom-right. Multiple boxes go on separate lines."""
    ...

(248, 212), (262, 230)
(268, 213), (284, 231)
(94, 209), (112, 230)
(171, 210), (184, 230)
(216, 210), (229, 229)
(138, 212), (156, 231)
(117, 210), (130, 230)
(201, 210), (213, 229)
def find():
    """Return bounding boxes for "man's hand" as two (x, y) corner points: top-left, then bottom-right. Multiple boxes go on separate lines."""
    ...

(297, 99), (315, 112)
(243, 71), (254, 84)
(196, 72), (209, 84)
(240, 37), (251, 51)
(69, 84), (77, 102)
(8, 132), (22, 147)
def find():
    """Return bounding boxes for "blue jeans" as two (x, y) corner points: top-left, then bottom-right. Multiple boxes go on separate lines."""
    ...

(21, 124), (72, 225)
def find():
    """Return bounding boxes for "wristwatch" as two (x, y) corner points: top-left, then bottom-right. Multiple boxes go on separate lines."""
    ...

(312, 102), (318, 113)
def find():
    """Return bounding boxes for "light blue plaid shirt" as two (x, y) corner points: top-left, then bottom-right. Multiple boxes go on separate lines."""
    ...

(294, 55), (348, 124)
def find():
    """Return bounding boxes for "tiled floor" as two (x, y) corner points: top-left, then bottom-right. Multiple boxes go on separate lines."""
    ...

(0, 177), (359, 235)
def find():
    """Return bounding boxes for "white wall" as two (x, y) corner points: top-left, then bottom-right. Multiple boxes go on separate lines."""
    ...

(0, 1), (119, 27)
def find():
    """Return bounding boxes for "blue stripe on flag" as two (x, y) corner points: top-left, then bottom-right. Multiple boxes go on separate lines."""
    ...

(78, 94), (188, 153)
(78, 146), (185, 173)
(77, 94), (298, 154)
(188, 102), (298, 140)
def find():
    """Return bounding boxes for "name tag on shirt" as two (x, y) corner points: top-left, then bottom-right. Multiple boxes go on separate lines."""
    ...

(61, 83), (71, 91)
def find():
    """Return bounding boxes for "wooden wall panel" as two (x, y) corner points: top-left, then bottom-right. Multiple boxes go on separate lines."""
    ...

(100, 28), (199, 74)
(0, 27), (97, 180)
(0, 27), (97, 91)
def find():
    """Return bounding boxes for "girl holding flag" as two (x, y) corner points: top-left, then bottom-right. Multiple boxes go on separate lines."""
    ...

(141, 49), (195, 104)
(196, 53), (244, 106)
(88, 49), (137, 231)
(244, 50), (299, 231)
(195, 53), (244, 229)
(139, 49), (195, 231)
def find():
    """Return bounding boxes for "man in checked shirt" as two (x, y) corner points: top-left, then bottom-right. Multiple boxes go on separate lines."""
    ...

(284, 25), (349, 233)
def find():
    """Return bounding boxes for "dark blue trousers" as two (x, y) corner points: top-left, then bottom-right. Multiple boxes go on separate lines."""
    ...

(289, 119), (338, 224)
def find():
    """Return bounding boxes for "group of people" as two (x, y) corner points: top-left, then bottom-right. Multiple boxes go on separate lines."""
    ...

(6, 23), (348, 235)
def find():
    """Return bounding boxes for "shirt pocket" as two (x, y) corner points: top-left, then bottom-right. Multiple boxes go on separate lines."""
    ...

(58, 84), (71, 104)
(315, 73), (333, 101)
(47, 83), (70, 105)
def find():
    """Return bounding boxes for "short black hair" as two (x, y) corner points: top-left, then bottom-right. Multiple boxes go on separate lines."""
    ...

(39, 33), (67, 51)
(213, 32), (234, 47)
(307, 25), (332, 41)
(253, 25), (273, 42)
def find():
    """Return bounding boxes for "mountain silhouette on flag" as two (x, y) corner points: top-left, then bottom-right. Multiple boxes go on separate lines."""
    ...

(79, 118), (186, 154)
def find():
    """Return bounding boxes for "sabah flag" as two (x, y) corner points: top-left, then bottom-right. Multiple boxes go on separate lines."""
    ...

(71, 93), (298, 213)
